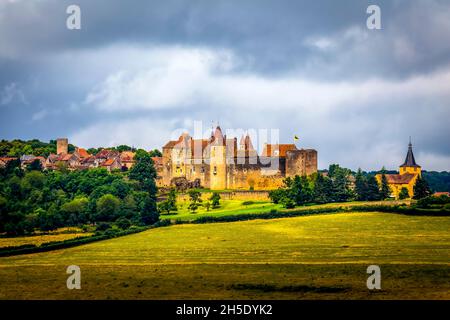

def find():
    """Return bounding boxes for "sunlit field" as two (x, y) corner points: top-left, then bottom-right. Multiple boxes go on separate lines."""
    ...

(0, 228), (93, 249)
(161, 199), (408, 221)
(0, 212), (448, 299)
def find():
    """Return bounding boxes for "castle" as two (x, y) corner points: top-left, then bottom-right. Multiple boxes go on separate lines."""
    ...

(376, 140), (421, 199)
(160, 126), (318, 190)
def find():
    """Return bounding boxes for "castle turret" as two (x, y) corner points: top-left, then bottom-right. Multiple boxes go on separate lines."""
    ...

(56, 138), (68, 155)
(209, 126), (227, 190)
(399, 139), (421, 176)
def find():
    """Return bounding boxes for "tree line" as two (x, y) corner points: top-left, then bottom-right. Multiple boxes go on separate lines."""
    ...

(0, 150), (159, 236)
(269, 164), (432, 208)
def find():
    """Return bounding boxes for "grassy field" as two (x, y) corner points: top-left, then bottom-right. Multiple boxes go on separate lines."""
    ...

(161, 199), (408, 221)
(0, 212), (449, 299)
(0, 228), (93, 249)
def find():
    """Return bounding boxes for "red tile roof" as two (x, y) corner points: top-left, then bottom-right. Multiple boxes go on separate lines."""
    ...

(77, 148), (90, 158)
(101, 159), (115, 166)
(151, 156), (163, 166)
(384, 173), (416, 184)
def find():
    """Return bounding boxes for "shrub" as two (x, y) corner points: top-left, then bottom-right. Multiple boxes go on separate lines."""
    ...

(115, 217), (132, 230)
(96, 222), (111, 232)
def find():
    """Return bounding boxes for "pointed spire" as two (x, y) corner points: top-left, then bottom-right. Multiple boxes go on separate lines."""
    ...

(401, 138), (419, 167)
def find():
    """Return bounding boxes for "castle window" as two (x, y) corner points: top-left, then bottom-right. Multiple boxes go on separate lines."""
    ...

(201, 166), (205, 173)
(213, 166), (217, 175)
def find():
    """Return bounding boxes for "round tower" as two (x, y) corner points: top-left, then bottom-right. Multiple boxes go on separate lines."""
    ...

(209, 126), (227, 190)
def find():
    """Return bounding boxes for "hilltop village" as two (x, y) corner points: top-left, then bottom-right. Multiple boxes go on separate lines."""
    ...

(0, 126), (318, 191)
(0, 128), (433, 199)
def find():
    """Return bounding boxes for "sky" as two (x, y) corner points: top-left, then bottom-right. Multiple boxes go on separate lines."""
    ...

(0, 0), (449, 171)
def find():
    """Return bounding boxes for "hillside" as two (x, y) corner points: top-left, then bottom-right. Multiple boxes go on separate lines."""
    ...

(1, 212), (449, 299)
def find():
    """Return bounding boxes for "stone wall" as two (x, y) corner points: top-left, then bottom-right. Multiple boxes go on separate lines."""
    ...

(177, 190), (270, 202)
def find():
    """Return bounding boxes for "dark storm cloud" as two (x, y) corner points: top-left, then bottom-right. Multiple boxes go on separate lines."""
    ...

(2, 0), (450, 78)
(0, 0), (449, 170)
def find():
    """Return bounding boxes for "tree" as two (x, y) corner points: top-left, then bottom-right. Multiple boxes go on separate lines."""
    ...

(328, 165), (353, 202)
(366, 176), (381, 201)
(128, 150), (158, 224)
(188, 190), (202, 213)
(141, 195), (159, 225)
(167, 188), (177, 212)
(313, 173), (333, 204)
(148, 149), (162, 157)
(413, 176), (432, 200)
(355, 169), (368, 201)
(23, 170), (45, 190)
(268, 189), (286, 204)
(96, 194), (121, 222)
(27, 159), (43, 171)
(379, 173), (391, 200)
(210, 192), (221, 208)
(398, 187), (410, 200)
(115, 217), (132, 230)
(61, 197), (89, 225)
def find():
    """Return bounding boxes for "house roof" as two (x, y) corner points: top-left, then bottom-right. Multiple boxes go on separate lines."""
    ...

(0, 157), (17, 163)
(77, 148), (90, 158)
(59, 154), (74, 161)
(120, 151), (135, 161)
(151, 156), (163, 166)
(261, 144), (297, 157)
(384, 173), (416, 184)
(101, 159), (115, 166)
(434, 192), (450, 197)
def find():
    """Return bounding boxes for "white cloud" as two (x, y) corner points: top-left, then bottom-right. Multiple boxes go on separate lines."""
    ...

(0, 82), (28, 106)
(69, 117), (184, 150)
(84, 46), (450, 115)
(75, 45), (450, 171)
(31, 108), (48, 121)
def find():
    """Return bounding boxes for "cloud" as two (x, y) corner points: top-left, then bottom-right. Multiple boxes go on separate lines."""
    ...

(0, 82), (28, 106)
(70, 117), (183, 150)
(31, 109), (48, 121)
(1, 1), (450, 171)
(84, 46), (450, 114)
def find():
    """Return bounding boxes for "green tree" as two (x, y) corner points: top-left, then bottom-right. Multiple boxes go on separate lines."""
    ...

(210, 192), (221, 208)
(379, 173), (391, 200)
(96, 194), (121, 222)
(128, 150), (158, 225)
(313, 173), (333, 204)
(148, 149), (162, 157)
(167, 188), (177, 212)
(328, 164), (353, 202)
(366, 176), (381, 201)
(398, 187), (410, 200)
(188, 190), (202, 213)
(61, 197), (89, 225)
(413, 176), (432, 200)
(115, 217), (132, 230)
(27, 159), (43, 171)
(354, 169), (368, 201)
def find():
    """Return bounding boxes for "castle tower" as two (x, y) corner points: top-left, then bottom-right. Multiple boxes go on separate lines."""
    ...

(399, 139), (421, 176)
(56, 138), (68, 155)
(209, 126), (227, 190)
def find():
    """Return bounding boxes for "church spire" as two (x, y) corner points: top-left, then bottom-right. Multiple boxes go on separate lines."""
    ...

(401, 138), (419, 167)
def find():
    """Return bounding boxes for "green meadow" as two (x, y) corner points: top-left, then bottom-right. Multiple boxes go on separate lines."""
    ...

(161, 199), (408, 221)
(0, 212), (449, 299)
